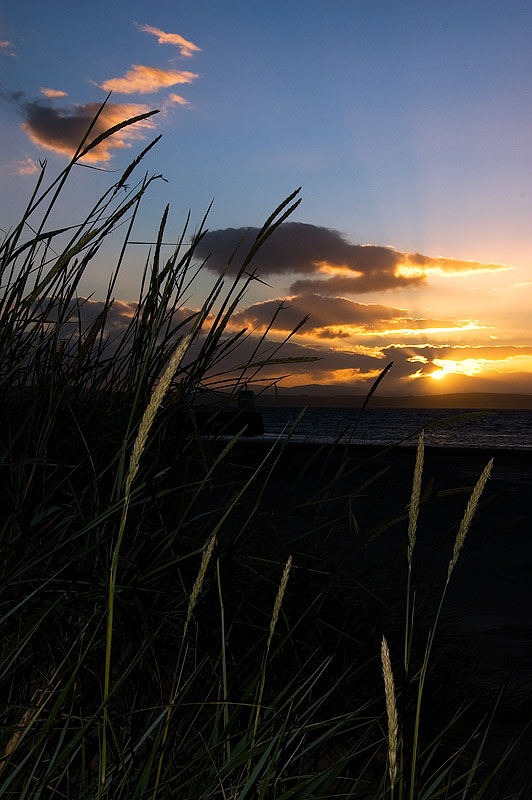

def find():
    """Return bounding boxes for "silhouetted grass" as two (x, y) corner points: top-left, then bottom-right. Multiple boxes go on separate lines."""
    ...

(0, 106), (526, 798)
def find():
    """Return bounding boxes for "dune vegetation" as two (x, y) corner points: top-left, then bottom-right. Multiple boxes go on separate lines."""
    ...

(0, 105), (526, 798)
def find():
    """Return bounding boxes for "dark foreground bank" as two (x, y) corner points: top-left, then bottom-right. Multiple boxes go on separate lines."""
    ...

(226, 439), (532, 669)
(219, 439), (532, 789)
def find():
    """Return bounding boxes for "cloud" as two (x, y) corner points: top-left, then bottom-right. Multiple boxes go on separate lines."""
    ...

(363, 344), (532, 391)
(196, 223), (510, 294)
(230, 293), (485, 339)
(37, 297), (199, 352)
(0, 157), (40, 176)
(33, 296), (532, 394)
(289, 273), (419, 295)
(136, 24), (201, 57)
(231, 294), (406, 333)
(236, 339), (532, 392)
(166, 93), (190, 106)
(0, 39), (16, 57)
(40, 87), (68, 98)
(20, 100), (156, 163)
(98, 64), (198, 94)
(13, 157), (39, 175)
(397, 252), (511, 278)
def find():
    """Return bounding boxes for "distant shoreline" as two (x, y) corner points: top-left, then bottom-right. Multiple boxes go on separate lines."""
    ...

(257, 391), (532, 409)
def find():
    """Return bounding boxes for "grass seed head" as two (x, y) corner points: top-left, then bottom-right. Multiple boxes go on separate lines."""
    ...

(184, 534), (217, 639)
(267, 555), (292, 651)
(125, 333), (191, 496)
(408, 430), (424, 569)
(447, 457), (493, 581)
(381, 635), (399, 789)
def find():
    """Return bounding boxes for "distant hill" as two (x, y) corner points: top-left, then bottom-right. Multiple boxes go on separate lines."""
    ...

(256, 390), (532, 409)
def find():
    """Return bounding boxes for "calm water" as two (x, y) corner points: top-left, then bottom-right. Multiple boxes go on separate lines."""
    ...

(257, 406), (532, 449)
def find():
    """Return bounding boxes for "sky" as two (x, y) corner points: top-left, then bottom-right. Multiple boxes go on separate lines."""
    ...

(2, 0), (532, 396)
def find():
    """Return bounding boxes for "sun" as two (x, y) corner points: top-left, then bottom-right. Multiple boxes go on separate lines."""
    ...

(430, 370), (445, 380)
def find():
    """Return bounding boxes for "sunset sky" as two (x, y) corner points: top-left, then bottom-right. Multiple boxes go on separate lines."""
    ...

(2, 0), (532, 396)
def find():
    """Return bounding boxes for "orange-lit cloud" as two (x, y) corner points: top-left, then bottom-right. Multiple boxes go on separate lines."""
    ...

(99, 64), (198, 94)
(14, 157), (39, 175)
(278, 368), (383, 387)
(136, 24), (201, 57)
(197, 223), (510, 294)
(395, 253), (512, 279)
(40, 87), (68, 98)
(230, 294), (486, 341)
(358, 320), (486, 337)
(167, 93), (190, 106)
(20, 100), (156, 163)
(36, 297), (532, 394)
(231, 294), (407, 335)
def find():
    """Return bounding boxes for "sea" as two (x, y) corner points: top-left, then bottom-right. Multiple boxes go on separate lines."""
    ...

(256, 406), (532, 450)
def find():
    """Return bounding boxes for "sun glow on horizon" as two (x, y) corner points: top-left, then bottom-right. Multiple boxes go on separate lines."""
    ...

(425, 354), (532, 381)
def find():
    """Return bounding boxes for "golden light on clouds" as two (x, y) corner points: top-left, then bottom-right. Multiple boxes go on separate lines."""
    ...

(136, 24), (201, 57)
(358, 320), (486, 337)
(40, 87), (68, 98)
(279, 368), (383, 387)
(429, 358), (485, 379)
(333, 344), (385, 358)
(427, 354), (532, 381)
(395, 258), (512, 280)
(314, 261), (363, 279)
(21, 101), (156, 163)
(14, 157), (39, 175)
(167, 93), (190, 106)
(99, 65), (198, 94)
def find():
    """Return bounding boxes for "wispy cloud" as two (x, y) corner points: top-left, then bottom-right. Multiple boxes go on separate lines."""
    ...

(40, 87), (68, 98)
(136, 24), (201, 58)
(197, 223), (511, 295)
(166, 93), (190, 106)
(1, 157), (40, 176)
(14, 157), (39, 175)
(99, 64), (198, 94)
(20, 100), (156, 162)
(0, 39), (16, 57)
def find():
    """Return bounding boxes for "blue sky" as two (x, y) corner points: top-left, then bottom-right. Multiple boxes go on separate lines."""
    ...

(2, 1), (532, 394)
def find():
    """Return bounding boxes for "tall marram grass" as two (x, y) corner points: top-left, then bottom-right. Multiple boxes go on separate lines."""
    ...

(0, 106), (525, 798)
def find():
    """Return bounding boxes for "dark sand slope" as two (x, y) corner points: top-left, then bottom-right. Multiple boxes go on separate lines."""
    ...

(222, 441), (532, 787)
(227, 442), (532, 678)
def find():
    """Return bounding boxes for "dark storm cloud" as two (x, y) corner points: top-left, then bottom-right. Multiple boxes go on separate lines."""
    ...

(196, 223), (508, 294)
